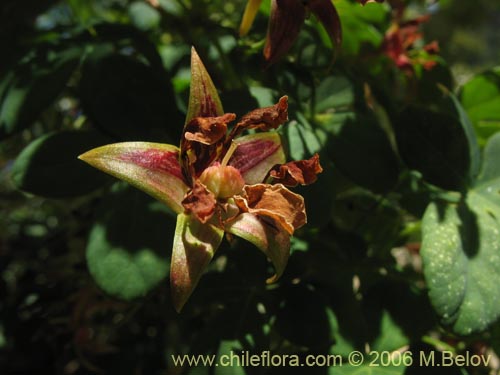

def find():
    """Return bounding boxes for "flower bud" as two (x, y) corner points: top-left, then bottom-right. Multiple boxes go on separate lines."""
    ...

(199, 164), (245, 199)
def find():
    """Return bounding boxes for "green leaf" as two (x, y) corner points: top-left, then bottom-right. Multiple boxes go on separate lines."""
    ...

(11, 130), (112, 197)
(332, 189), (402, 256)
(78, 141), (189, 214)
(460, 67), (500, 147)
(128, 1), (161, 31)
(86, 184), (174, 300)
(335, 0), (387, 57)
(274, 284), (333, 349)
(171, 213), (224, 312)
(0, 46), (81, 139)
(321, 113), (399, 193)
(79, 51), (181, 141)
(421, 133), (500, 334)
(394, 107), (472, 191)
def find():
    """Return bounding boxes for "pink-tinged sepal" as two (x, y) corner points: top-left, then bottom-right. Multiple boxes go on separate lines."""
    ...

(264, 0), (306, 65)
(185, 47), (224, 124)
(308, 0), (342, 56)
(225, 212), (290, 283)
(171, 213), (224, 312)
(78, 142), (188, 214)
(229, 132), (285, 184)
(239, 0), (263, 36)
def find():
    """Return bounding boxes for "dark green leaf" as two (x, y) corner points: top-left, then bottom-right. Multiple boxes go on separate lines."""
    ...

(10, 130), (112, 197)
(86, 183), (175, 300)
(394, 107), (471, 191)
(79, 51), (182, 141)
(321, 113), (400, 193)
(0, 46), (81, 139)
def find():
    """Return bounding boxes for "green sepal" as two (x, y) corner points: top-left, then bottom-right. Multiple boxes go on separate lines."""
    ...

(225, 212), (290, 283)
(171, 213), (224, 312)
(185, 47), (224, 124)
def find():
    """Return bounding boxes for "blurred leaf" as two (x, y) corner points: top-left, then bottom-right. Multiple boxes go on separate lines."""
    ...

(215, 340), (246, 375)
(86, 183), (174, 300)
(335, 364), (405, 375)
(321, 113), (399, 193)
(128, 1), (161, 31)
(274, 284), (333, 349)
(416, 61), (454, 106)
(314, 75), (355, 114)
(314, 74), (398, 193)
(335, 0), (387, 57)
(0, 46), (81, 139)
(332, 189), (402, 256)
(11, 130), (112, 197)
(460, 67), (500, 147)
(394, 107), (472, 191)
(421, 133), (500, 334)
(79, 49), (181, 141)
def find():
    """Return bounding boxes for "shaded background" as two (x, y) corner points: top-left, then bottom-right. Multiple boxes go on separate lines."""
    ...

(2, 0), (500, 374)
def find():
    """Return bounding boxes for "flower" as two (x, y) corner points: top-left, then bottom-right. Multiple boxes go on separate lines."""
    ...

(79, 48), (322, 312)
(381, 13), (439, 74)
(239, 0), (342, 66)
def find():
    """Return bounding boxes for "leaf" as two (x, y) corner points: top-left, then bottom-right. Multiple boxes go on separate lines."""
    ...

(128, 1), (161, 31)
(170, 213), (224, 312)
(185, 48), (224, 124)
(11, 130), (112, 197)
(421, 133), (500, 334)
(0, 46), (81, 139)
(284, 116), (335, 228)
(321, 113), (400, 193)
(332, 189), (402, 256)
(79, 51), (181, 141)
(78, 141), (189, 214)
(314, 75), (355, 114)
(274, 284), (333, 349)
(334, 0), (386, 57)
(460, 67), (500, 146)
(394, 106), (472, 191)
(86, 184), (174, 300)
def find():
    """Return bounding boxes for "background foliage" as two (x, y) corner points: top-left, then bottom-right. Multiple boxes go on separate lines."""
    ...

(2, 0), (500, 374)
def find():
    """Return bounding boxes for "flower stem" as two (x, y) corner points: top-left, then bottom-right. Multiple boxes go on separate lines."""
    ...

(221, 141), (238, 167)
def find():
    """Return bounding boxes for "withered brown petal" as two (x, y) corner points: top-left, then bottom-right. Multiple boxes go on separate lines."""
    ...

(182, 181), (217, 223)
(270, 153), (323, 187)
(184, 113), (236, 145)
(264, 0), (306, 65)
(230, 96), (288, 138)
(234, 183), (306, 235)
